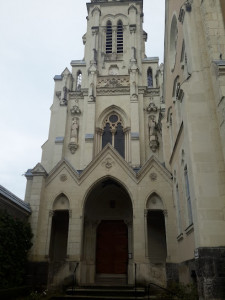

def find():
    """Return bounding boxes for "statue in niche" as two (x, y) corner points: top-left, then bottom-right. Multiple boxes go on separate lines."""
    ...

(148, 115), (159, 152)
(61, 86), (68, 106)
(69, 117), (79, 154)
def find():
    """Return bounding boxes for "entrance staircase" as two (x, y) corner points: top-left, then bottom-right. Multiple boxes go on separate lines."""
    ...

(50, 284), (177, 300)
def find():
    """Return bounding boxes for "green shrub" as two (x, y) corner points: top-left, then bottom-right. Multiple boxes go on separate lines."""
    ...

(0, 210), (33, 289)
(167, 282), (198, 300)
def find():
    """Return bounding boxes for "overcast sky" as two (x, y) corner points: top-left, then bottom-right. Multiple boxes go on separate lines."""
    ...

(0, 0), (165, 200)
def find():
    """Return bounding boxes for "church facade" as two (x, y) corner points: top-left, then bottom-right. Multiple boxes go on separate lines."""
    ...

(25, 0), (225, 299)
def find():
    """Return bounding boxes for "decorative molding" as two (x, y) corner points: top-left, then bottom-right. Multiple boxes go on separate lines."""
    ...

(60, 174), (68, 182)
(68, 142), (78, 154)
(102, 157), (115, 170)
(49, 210), (54, 217)
(145, 102), (158, 113)
(97, 87), (130, 96)
(131, 94), (138, 101)
(69, 92), (84, 100)
(163, 210), (168, 217)
(144, 88), (160, 97)
(150, 172), (157, 181)
(31, 163), (47, 177)
(70, 105), (81, 115)
(129, 24), (136, 33)
(97, 76), (130, 88)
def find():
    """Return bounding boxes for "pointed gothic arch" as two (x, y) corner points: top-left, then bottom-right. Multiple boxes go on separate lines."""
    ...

(95, 106), (131, 161)
(81, 177), (133, 283)
(145, 192), (167, 263)
(49, 194), (70, 261)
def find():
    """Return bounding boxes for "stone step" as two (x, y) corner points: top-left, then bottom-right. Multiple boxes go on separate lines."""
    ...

(67, 287), (145, 296)
(67, 286), (145, 298)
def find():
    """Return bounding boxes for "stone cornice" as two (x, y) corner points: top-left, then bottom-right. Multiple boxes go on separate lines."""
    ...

(97, 87), (130, 95)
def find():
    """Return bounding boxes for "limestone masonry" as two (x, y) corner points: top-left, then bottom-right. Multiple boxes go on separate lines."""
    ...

(24, 1), (225, 299)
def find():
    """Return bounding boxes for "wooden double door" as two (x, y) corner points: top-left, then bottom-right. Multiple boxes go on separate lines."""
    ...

(96, 220), (128, 274)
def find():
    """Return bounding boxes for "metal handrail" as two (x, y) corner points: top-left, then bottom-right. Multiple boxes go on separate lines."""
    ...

(72, 262), (79, 294)
(134, 263), (137, 300)
(147, 282), (178, 300)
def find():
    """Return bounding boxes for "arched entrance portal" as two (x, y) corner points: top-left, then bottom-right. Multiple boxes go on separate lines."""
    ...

(82, 178), (133, 285)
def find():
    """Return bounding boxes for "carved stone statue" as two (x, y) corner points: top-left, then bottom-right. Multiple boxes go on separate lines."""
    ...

(69, 117), (79, 154)
(148, 115), (159, 152)
(71, 118), (79, 144)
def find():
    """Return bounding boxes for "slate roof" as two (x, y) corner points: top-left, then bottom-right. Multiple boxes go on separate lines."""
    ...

(0, 185), (31, 213)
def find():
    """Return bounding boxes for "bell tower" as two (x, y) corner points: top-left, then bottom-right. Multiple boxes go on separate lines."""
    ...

(40, 0), (163, 173)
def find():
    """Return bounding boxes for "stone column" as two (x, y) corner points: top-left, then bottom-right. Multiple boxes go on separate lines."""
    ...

(124, 127), (131, 163)
(45, 210), (54, 257)
(144, 209), (148, 257)
(66, 210), (73, 258)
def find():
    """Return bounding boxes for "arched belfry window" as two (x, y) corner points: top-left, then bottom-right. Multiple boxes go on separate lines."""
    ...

(106, 21), (112, 54)
(147, 68), (153, 87)
(117, 21), (123, 53)
(102, 114), (125, 158)
(76, 71), (82, 91)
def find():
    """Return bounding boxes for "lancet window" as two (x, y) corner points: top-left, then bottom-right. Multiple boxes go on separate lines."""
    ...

(117, 21), (123, 53)
(184, 166), (193, 226)
(76, 71), (82, 91)
(106, 21), (112, 54)
(147, 68), (153, 87)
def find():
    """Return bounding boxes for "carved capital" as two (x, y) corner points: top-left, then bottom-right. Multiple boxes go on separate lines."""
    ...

(163, 210), (168, 217)
(49, 210), (54, 217)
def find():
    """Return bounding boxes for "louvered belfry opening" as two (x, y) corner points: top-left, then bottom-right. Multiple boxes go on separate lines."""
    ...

(117, 21), (123, 53)
(106, 21), (112, 53)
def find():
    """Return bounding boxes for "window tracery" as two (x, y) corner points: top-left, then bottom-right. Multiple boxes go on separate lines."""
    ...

(102, 114), (125, 158)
